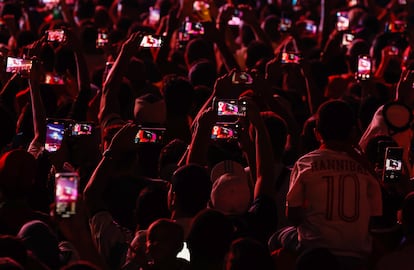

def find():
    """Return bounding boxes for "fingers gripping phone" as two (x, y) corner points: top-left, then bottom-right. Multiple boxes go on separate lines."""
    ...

(356, 55), (371, 80)
(134, 127), (166, 144)
(55, 172), (79, 218)
(382, 147), (404, 183)
(211, 123), (239, 140)
(215, 99), (247, 117)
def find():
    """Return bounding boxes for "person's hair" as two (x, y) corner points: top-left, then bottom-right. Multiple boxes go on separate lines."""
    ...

(161, 74), (194, 116)
(240, 24), (255, 47)
(188, 59), (217, 89)
(261, 15), (281, 43)
(187, 209), (234, 262)
(225, 237), (274, 270)
(170, 164), (212, 217)
(0, 235), (27, 267)
(158, 139), (187, 182)
(245, 40), (274, 69)
(259, 111), (288, 159)
(316, 100), (356, 142)
(61, 261), (101, 270)
(295, 248), (339, 270)
(347, 39), (370, 73)
(147, 218), (184, 257)
(185, 38), (216, 68)
(135, 184), (170, 230)
(0, 258), (24, 270)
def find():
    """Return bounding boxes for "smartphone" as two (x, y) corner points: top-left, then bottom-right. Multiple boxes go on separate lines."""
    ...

(70, 122), (93, 136)
(215, 99), (247, 117)
(281, 52), (301, 64)
(342, 33), (354, 47)
(41, 0), (59, 5)
(193, 0), (210, 11)
(45, 120), (66, 152)
(44, 72), (65, 85)
(55, 172), (79, 218)
(140, 35), (163, 48)
(336, 11), (349, 32)
(382, 147), (403, 182)
(348, 0), (358, 7)
(6, 57), (32, 74)
(377, 140), (397, 167)
(193, 1), (211, 22)
(356, 55), (371, 80)
(386, 21), (407, 33)
(185, 21), (205, 36)
(134, 127), (166, 144)
(46, 29), (65, 42)
(279, 18), (292, 32)
(148, 7), (160, 25)
(96, 29), (109, 48)
(231, 71), (253, 84)
(211, 123), (239, 140)
(228, 9), (242, 26)
(399, 0), (407, 4)
(389, 46), (399, 55)
(305, 21), (317, 35)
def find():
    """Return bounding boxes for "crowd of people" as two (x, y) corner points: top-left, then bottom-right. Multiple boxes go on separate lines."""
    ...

(0, 0), (414, 269)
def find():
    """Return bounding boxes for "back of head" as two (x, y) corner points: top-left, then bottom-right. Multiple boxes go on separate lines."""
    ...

(295, 248), (339, 270)
(0, 258), (24, 270)
(161, 75), (194, 116)
(316, 100), (356, 142)
(17, 220), (61, 269)
(135, 184), (170, 230)
(259, 111), (288, 159)
(0, 235), (27, 267)
(187, 209), (234, 263)
(225, 237), (274, 270)
(158, 139), (187, 182)
(185, 38), (215, 68)
(188, 59), (217, 89)
(0, 150), (36, 200)
(245, 40), (274, 69)
(347, 39), (370, 73)
(147, 218), (184, 257)
(170, 164), (212, 217)
(61, 261), (100, 270)
(262, 15), (281, 43)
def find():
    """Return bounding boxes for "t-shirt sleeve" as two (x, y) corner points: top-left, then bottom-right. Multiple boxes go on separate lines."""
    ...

(286, 161), (306, 208)
(89, 211), (130, 268)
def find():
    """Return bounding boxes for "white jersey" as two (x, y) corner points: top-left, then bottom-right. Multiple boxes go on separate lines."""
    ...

(287, 148), (382, 258)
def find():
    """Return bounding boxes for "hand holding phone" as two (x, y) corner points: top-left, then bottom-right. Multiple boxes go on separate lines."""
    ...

(281, 52), (301, 64)
(6, 57), (32, 75)
(96, 29), (109, 48)
(55, 172), (79, 218)
(140, 35), (163, 48)
(46, 29), (65, 42)
(211, 123), (239, 140)
(134, 127), (166, 144)
(336, 12), (349, 31)
(231, 71), (253, 84)
(215, 99), (247, 117)
(356, 55), (371, 80)
(382, 147), (404, 183)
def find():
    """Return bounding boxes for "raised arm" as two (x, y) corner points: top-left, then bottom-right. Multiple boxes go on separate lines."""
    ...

(27, 59), (46, 158)
(99, 32), (142, 127)
(244, 98), (275, 200)
(65, 29), (92, 121)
